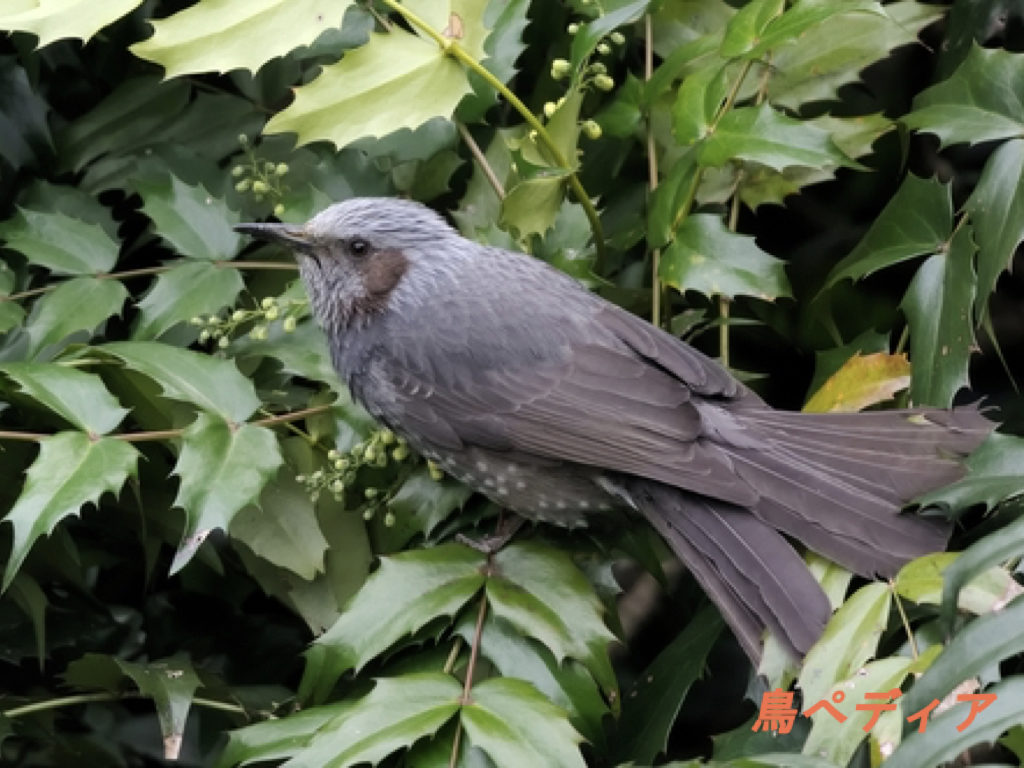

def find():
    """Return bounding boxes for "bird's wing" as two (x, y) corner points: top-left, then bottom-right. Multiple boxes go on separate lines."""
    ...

(374, 302), (762, 507)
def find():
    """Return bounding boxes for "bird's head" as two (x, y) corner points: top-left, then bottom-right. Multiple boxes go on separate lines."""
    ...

(236, 197), (466, 328)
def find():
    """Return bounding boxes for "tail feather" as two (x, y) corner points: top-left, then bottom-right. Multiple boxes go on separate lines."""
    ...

(627, 481), (832, 660)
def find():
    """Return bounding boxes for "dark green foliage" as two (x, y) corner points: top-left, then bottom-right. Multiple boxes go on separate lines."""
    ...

(0, 1), (1023, 766)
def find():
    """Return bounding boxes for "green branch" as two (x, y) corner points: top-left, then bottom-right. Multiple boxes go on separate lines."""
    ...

(2, 691), (248, 719)
(377, 0), (606, 265)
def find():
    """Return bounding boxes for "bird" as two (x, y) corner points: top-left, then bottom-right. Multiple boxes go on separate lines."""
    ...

(235, 197), (993, 663)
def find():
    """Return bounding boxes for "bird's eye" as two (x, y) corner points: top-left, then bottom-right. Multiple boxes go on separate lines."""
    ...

(349, 238), (370, 257)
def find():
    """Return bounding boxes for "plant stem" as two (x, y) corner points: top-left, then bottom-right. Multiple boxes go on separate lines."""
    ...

(448, 594), (488, 768)
(2, 691), (247, 719)
(2, 260), (296, 303)
(376, 0), (606, 265)
(891, 579), (919, 661)
(0, 405), (333, 444)
(457, 122), (505, 199)
(645, 13), (662, 328)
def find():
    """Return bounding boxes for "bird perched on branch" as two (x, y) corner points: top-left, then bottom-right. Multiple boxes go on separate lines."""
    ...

(237, 198), (992, 663)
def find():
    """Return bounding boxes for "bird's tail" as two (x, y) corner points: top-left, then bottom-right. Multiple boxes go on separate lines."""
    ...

(626, 407), (993, 662)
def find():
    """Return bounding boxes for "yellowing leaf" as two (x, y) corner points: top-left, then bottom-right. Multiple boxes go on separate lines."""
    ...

(265, 29), (471, 149)
(131, 0), (353, 77)
(803, 352), (911, 413)
(0, 0), (143, 47)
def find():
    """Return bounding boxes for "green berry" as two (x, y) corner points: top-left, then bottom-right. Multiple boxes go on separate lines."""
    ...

(429, 466), (445, 482)
(330, 479), (344, 494)
(392, 445), (410, 462)
(363, 508), (375, 520)
(231, 165), (245, 177)
(265, 306), (280, 321)
(261, 296), (276, 310)
(273, 203), (285, 217)
(252, 180), (268, 194)
(238, 133), (249, 146)
(384, 511), (396, 527)
(364, 487), (378, 500)
(567, 22), (579, 34)
(296, 474), (307, 483)
(199, 330), (210, 343)
(264, 161), (276, 174)
(189, 316), (204, 326)
(590, 62), (607, 75)
(597, 42), (611, 55)
(235, 179), (251, 193)
(379, 428), (395, 445)
(594, 73), (615, 91)
(283, 316), (297, 332)
(551, 58), (571, 80)
(543, 101), (557, 118)
(334, 458), (348, 470)
(218, 335), (230, 349)
(249, 325), (267, 340)
(276, 163), (289, 176)
(231, 309), (246, 322)
(583, 120), (603, 140)
(610, 31), (625, 45)
(327, 449), (340, 460)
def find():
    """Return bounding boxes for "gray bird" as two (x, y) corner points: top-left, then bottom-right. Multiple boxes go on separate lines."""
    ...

(236, 197), (992, 662)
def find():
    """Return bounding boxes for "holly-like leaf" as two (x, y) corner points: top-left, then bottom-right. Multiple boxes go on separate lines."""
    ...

(304, 544), (486, 699)
(137, 175), (243, 260)
(745, 0), (881, 60)
(699, 104), (852, 172)
(903, 44), (1024, 148)
(965, 138), (1024, 315)
(803, 352), (910, 413)
(824, 174), (952, 289)
(131, 0), (353, 77)
(500, 175), (567, 238)
(719, 0), (784, 58)
(888, 677), (1024, 768)
(133, 261), (243, 340)
(170, 414), (283, 574)
(98, 341), (261, 422)
(115, 656), (202, 761)
(894, 552), (1020, 615)
(569, 0), (650, 68)
(229, 468), (329, 581)
(233, 317), (338, 387)
(902, 224), (977, 407)
(0, 0), (143, 47)
(461, 677), (586, 768)
(0, 208), (120, 274)
(2, 432), (139, 589)
(0, 362), (130, 434)
(798, 582), (891, 707)
(23, 277), (128, 358)
(766, 1), (944, 109)
(218, 702), (350, 768)
(385, 466), (473, 547)
(487, 542), (617, 694)
(672, 63), (728, 146)
(613, 606), (723, 764)
(456, 0), (531, 122)
(659, 213), (791, 301)
(265, 20), (483, 149)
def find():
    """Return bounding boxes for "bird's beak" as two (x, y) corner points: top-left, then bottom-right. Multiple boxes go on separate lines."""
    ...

(234, 222), (314, 254)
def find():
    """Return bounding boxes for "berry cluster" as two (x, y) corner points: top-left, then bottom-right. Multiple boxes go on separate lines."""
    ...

(191, 295), (305, 348)
(232, 134), (289, 216)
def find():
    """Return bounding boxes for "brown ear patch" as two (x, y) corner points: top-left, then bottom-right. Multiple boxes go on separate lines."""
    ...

(354, 248), (409, 316)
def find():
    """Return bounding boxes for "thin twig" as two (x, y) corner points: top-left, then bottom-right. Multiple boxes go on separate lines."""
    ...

(457, 122), (505, 199)
(891, 579), (920, 661)
(449, 593), (489, 768)
(645, 14), (662, 329)
(2, 691), (247, 719)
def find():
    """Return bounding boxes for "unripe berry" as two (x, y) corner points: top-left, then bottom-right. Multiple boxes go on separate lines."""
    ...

(231, 309), (246, 322)
(583, 120), (603, 140)
(550, 58), (571, 80)
(283, 316), (297, 332)
(364, 487), (378, 500)
(273, 203), (285, 217)
(590, 62), (607, 75)
(276, 163), (289, 176)
(235, 179), (251, 193)
(392, 445), (410, 461)
(567, 23), (579, 34)
(384, 511), (396, 527)
(218, 335), (230, 349)
(199, 330), (210, 343)
(594, 74), (614, 91)
(231, 165), (245, 177)
(189, 316), (204, 326)
(330, 479), (344, 494)
(252, 180), (268, 194)
(597, 42), (611, 55)
(610, 31), (625, 45)
(261, 297), (276, 310)
(265, 306), (280, 321)
(543, 101), (557, 118)
(238, 133), (249, 146)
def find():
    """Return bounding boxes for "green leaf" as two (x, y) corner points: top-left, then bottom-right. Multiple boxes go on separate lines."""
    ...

(464, 616), (608, 746)
(614, 606), (723, 764)
(114, 656), (202, 761)
(266, 26), (475, 149)
(229, 468), (329, 581)
(289, 673), (462, 768)
(659, 214), (791, 301)
(824, 174), (952, 289)
(385, 466), (473, 546)
(965, 138), (1024, 315)
(648, 150), (698, 248)
(0, 362), (129, 434)
(766, 2), (945, 109)
(0, 59), (52, 170)
(0, 208), (120, 274)
(903, 44), (1024, 148)
(130, 1), (354, 77)
(798, 583), (891, 707)
(895, 552), (1019, 618)
(487, 542), (617, 694)
(218, 702), (350, 768)
(802, 352), (910, 413)
(305, 544), (486, 699)
(746, 0), (881, 60)
(915, 433), (1024, 513)
(672, 63), (728, 146)
(24, 277), (128, 357)
(0, 0), (143, 46)
(134, 261), (244, 340)
(2, 432), (139, 590)
(56, 77), (190, 172)
(569, 0), (650, 68)
(700, 105), (852, 172)
(902, 224), (977, 407)
(233, 318), (338, 387)
(171, 414), (283, 574)
(137, 175), (243, 260)
(719, 0), (784, 58)
(98, 341), (261, 422)
(461, 677), (586, 768)
(456, 0), (531, 122)
(500, 175), (567, 237)
(890, 667), (1024, 768)
(8, 573), (47, 664)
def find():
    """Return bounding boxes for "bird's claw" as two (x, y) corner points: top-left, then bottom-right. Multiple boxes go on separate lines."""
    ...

(456, 515), (524, 554)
